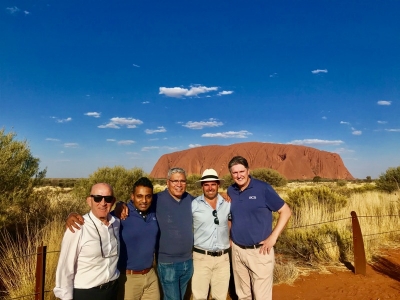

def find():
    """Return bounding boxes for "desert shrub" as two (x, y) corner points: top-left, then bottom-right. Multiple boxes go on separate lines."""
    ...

(185, 174), (202, 197)
(376, 166), (400, 193)
(73, 166), (147, 202)
(313, 176), (322, 183)
(221, 174), (234, 189)
(286, 186), (348, 214)
(278, 225), (352, 263)
(365, 176), (372, 183)
(336, 179), (347, 187)
(251, 168), (287, 187)
(0, 129), (47, 229)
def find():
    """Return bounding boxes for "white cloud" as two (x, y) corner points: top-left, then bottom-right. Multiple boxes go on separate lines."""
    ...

(6, 6), (20, 14)
(269, 73), (278, 78)
(288, 139), (344, 146)
(385, 129), (400, 132)
(377, 100), (391, 106)
(334, 148), (355, 154)
(98, 117), (143, 129)
(164, 146), (178, 151)
(132, 64), (140, 68)
(24, 10), (30, 15)
(159, 85), (218, 98)
(340, 121), (350, 125)
(183, 118), (223, 130)
(217, 90), (233, 96)
(142, 146), (160, 151)
(57, 117), (72, 123)
(352, 130), (362, 135)
(85, 112), (101, 118)
(322, 116), (327, 120)
(311, 69), (328, 74)
(377, 121), (387, 124)
(145, 126), (167, 134)
(117, 140), (135, 145)
(189, 144), (201, 148)
(202, 130), (252, 138)
(46, 138), (60, 142)
(142, 101), (150, 104)
(106, 139), (116, 142)
(64, 143), (78, 148)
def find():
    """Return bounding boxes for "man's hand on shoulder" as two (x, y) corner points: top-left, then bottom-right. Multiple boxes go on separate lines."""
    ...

(114, 202), (129, 220)
(66, 212), (84, 233)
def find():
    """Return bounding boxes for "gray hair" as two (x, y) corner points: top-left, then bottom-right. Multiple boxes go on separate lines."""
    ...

(167, 167), (186, 179)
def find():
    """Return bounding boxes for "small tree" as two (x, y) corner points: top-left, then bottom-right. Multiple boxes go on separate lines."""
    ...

(0, 129), (47, 227)
(313, 176), (322, 183)
(376, 166), (400, 193)
(73, 166), (147, 202)
(365, 176), (372, 183)
(251, 168), (287, 187)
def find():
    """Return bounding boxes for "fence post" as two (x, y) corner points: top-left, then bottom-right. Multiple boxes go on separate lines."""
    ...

(351, 211), (366, 275)
(35, 245), (47, 300)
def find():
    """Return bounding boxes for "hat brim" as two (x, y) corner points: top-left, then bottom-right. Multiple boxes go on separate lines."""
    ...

(196, 178), (224, 186)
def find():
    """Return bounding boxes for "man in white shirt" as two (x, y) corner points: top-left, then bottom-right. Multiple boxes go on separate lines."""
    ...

(54, 183), (120, 300)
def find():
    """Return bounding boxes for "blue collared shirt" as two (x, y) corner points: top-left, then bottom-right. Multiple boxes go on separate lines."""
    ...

(192, 194), (231, 251)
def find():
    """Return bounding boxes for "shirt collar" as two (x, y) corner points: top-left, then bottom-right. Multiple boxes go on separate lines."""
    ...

(88, 210), (115, 226)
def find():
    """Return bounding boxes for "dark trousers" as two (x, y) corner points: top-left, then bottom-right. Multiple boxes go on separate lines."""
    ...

(73, 279), (118, 300)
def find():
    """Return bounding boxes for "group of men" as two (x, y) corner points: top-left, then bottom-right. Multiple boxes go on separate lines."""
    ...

(54, 156), (292, 300)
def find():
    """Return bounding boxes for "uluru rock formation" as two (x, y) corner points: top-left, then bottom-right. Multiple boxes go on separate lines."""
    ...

(150, 142), (354, 180)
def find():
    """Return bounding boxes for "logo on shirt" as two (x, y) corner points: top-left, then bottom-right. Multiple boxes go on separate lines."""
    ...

(249, 196), (257, 199)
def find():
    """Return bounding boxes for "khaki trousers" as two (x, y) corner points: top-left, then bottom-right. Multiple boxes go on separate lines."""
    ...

(117, 268), (160, 300)
(192, 251), (230, 300)
(231, 243), (275, 300)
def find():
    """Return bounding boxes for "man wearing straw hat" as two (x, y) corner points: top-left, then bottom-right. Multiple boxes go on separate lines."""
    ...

(191, 169), (231, 300)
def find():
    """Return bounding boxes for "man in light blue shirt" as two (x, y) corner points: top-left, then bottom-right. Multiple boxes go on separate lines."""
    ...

(191, 169), (231, 300)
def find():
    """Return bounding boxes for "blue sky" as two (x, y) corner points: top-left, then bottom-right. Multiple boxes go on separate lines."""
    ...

(1, 1), (399, 179)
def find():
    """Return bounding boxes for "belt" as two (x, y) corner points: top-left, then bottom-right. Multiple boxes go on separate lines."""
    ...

(234, 242), (263, 249)
(193, 247), (230, 257)
(93, 279), (117, 290)
(126, 267), (152, 275)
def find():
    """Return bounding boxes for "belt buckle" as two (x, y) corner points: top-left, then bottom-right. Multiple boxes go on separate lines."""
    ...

(211, 251), (222, 257)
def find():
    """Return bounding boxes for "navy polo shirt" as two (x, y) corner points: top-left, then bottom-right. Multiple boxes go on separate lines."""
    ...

(117, 200), (159, 271)
(228, 176), (285, 246)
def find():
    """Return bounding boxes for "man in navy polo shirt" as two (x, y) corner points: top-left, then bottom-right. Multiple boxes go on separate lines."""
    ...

(227, 156), (291, 300)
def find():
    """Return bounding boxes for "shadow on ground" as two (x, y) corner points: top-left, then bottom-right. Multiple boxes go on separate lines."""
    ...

(371, 255), (400, 282)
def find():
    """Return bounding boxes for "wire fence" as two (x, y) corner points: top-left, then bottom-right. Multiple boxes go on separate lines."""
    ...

(2, 212), (400, 300)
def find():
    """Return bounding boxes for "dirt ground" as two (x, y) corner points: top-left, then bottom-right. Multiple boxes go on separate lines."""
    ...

(273, 247), (400, 300)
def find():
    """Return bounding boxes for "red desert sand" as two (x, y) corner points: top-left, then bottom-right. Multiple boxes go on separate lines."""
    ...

(273, 247), (400, 299)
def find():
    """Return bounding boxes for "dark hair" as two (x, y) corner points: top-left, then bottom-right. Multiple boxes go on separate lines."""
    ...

(132, 177), (153, 192)
(228, 156), (249, 170)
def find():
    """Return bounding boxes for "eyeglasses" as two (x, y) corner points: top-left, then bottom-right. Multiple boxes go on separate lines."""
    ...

(91, 195), (115, 203)
(88, 214), (119, 258)
(168, 180), (187, 185)
(212, 210), (219, 225)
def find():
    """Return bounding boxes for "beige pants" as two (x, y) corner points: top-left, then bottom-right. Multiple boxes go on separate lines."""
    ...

(231, 243), (275, 300)
(117, 268), (160, 300)
(192, 251), (230, 300)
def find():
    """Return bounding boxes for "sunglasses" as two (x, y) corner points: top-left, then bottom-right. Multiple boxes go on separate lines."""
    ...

(212, 210), (219, 225)
(90, 195), (115, 203)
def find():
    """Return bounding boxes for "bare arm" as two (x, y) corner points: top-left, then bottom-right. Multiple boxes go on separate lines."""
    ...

(260, 203), (292, 255)
(114, 202), (129, 220)
(65, 212), (84, 233)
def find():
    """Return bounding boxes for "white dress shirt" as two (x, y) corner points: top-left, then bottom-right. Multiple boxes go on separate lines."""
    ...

(53, 211), (120, 300)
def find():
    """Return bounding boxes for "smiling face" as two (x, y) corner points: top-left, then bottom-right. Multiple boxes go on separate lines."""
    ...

(131, 185), (152, 212)
(86, 183), (115, 222)
(202, 181), (219, 201)
(229, 164), (251, 190)
(167, 172), (187, 200)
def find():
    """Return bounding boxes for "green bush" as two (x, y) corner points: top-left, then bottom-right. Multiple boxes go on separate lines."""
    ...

(286, 185), (348, 214)
(336, 179), (347, 187)
(221, 174), (234, 189)
(376, 166), (400, 193)
(73, 166), (147, 202)
(251, 168), (287, 187)
(0, 129), (47, 229)
(185, 174), (202, 197)
(313, 176), (322, 183)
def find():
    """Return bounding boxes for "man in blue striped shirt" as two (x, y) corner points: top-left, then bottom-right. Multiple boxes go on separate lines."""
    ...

(191, 169), (231, 300)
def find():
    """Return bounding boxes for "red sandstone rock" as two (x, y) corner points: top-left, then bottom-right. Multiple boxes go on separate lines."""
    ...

(150, 142), (354, 180)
